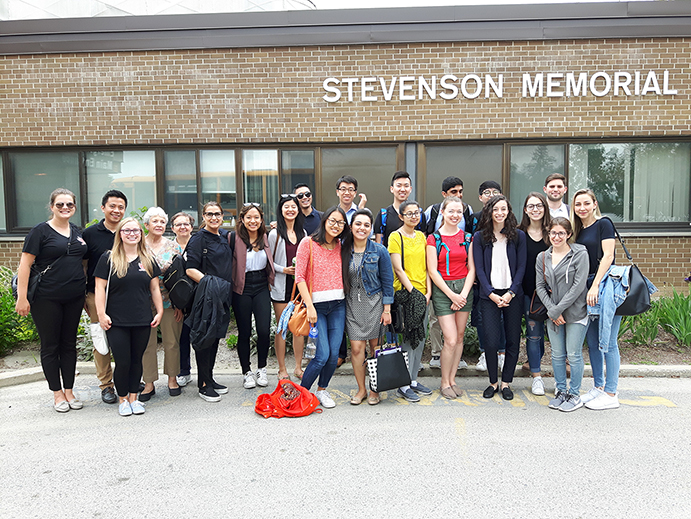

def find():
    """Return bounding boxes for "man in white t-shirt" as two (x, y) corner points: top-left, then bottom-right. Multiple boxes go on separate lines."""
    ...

(544, 173), (570, 218)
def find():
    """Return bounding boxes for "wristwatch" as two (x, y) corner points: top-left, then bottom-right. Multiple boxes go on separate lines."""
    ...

(508, 290), (516, 298)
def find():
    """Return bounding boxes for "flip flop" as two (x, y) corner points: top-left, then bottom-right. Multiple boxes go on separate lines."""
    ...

(293, 369), (304, 380)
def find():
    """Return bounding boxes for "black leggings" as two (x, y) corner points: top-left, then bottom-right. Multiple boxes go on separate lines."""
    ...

(31, 294), (85, 392)
(232, 271), (272, 374)
(480, 291), (524, 385)
(106, 325), (151, 397)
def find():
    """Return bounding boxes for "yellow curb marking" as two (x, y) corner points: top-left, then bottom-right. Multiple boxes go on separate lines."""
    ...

(619, 396), (676, 408)
(418, 392), (440, 405)
(522, 390), (550, 406)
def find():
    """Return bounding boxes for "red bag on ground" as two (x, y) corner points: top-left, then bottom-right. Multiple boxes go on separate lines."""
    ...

(255, 379), (322, 418)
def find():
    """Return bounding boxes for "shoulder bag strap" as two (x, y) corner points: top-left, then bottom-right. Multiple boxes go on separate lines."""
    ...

(601, 216), (632, 263)
(105, 251), (113, 307)
(39, 227), (72, 276)
(396, 231), (405, 272)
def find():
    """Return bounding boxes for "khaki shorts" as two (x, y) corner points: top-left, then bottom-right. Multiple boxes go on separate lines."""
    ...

(431, 277), (473, 316)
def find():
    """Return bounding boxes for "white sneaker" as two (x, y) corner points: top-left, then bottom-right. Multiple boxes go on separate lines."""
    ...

(458, 359), (468, 369)
(176, 374), (192, 387)
(316, 389), (336, 408)
(475, 352), (487, 371)
(429, 356), (441, 369)
(243, 371), (256, 389)
(256, 367), (268, 387)
(585, 391), (619, 410)
(531, 376), (545, 396)
(498, 354), (505, 372)
(581, 387), (604, 404)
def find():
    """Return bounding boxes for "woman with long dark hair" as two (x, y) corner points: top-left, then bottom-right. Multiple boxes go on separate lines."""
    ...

(95, 217), (163, 416)
(268, 194), (307, 380)
(295, 206), (350, 408)
(15, 188), (88, 412)
(517, 192), (551, 395)
(473, 195), (526, 401)
(231, 203), (275, 389)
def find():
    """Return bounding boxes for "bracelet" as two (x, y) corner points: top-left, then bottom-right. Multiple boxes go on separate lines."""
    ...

(383, 311), (391, 314)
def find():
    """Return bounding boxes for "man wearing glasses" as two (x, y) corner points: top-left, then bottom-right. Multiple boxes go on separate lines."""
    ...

(293, 183), (323, 235)
(335, 175), (367, 223)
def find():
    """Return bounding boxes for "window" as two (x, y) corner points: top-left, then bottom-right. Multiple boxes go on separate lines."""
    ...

(425, 145), (503, 214)
(200, 150), (236, 226)
(569, 142), (690, 223)
(0, 159), (5, 232)
(164, 150), (198, 224)
(281, 150), (316, 200)
(11, 151), (81, 229)
(85, 151), (156, 224)
(509, 144), (565, 212)
(321, 147), (397, 218)
(243, 150), (279, 223)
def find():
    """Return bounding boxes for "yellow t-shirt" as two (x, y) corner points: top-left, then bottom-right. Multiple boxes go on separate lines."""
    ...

(388, 230), (427, 292)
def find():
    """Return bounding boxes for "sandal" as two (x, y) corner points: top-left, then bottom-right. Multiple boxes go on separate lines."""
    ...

(278, 372), (291, 381)
(350, 393), (367, 405)
(293, 369), (304, 380)
(367, 393), (380, 405)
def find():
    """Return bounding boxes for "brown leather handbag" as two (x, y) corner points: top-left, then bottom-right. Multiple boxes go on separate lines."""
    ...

(288, 239), (313, 337)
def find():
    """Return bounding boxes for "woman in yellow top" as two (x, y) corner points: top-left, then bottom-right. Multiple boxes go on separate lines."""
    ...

(388, 200), (432, 404)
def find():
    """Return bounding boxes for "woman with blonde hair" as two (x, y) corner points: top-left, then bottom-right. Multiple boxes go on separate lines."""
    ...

(95, 217), (163, 416)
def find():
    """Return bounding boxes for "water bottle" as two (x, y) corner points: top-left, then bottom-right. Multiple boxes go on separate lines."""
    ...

(304, 324), (318, 359)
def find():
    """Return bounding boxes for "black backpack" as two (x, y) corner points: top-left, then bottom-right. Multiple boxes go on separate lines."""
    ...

(163, 253), (196, 314)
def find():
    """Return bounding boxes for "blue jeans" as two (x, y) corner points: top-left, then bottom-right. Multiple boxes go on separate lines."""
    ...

(301, 299), (346, 391)
(586, 315), (622, 394)
(548, 322), (587, 396)
(524, 294), (545, 374)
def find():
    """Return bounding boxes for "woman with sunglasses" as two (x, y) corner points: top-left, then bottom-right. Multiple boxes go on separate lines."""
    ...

(536, 217), (589, 412)
(342, 209), (394, 405)
(269, 195), (307, 380)
(170, 212), (195, 388)
(232, 203), (275, 389)
(185, 202), (233, 402)
(15, 188), (88, 412)
(473, 195), (526, 401)
(94, 217), (163, 416)
(295, 206), (351, 408)
(517, 192), (551, 395)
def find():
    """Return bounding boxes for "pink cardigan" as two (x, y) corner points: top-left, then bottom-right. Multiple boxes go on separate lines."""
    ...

(294, 237), (344, 303)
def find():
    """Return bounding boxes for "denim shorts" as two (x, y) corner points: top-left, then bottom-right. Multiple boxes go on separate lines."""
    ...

(431, 277), (473, 316)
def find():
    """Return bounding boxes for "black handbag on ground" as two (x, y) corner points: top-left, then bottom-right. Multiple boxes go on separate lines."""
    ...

(366, 324), (411, 393)
(528, 254), (550, 321)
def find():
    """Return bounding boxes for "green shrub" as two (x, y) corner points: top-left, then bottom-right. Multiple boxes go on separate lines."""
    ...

(619, 300), (661, 345)
(0, 266), (40, 356)
(657, 290), (691, 347)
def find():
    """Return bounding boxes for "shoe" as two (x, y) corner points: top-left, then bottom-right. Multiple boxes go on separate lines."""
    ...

(101, 387), (117, 404)
(559, 393), (583, 412)
(139, 388), (155, 402)
(367, 394), (380, 405)
(451, 384), (463, 397)
(501, 386), (514, 400)
(337, 357), (345, 368)
(397, 388), (421, 402)
(581, 387), (604, 404)
(429, 355), (441, 369)
(199, 386), (221, 403)
(316, 389), (336, 408)
(293, 369), (304, 380)
(458, 359), (468, 369)
(256, 368), (269, 387)
(483, 385), (498, 399)
(585, 391), (620, 410)
(411, 382), (433, 395)
(130, 400), (146, 415)
(67, 399), (83, 410)
(169, 386), (182, 397)
(176, 374), (192, 387)
(441, 386), (457, 399)
(119, 400), (132, 416)
(278, 372), (291, 381)
(475, 352), (487, 371)
(139, 382), (146, 393)
(243, 371), (256, 389)
(350, 393), (366, 405)
(212, 381), (228, 394)
(549, 390), (567, 410)
(531, 376), (545, 396)
(54, 400), (70, 413)
(497, 354), (505, 372)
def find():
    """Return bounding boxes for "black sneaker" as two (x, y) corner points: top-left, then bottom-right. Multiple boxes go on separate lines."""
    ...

(101, 387), (117, 404)
(199, 386), (221, 403)
(211, 381), (228, 394)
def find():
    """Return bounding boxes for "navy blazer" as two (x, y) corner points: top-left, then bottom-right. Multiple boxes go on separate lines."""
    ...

(472, 229), (527, 300)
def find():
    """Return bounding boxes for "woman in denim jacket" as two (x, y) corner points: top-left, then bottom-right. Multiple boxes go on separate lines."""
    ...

(343, 209), (395, 405)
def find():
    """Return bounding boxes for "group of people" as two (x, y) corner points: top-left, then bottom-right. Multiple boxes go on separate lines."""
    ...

(15, 170), (625, 415)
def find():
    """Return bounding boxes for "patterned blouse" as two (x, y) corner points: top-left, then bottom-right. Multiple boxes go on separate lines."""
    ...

(147, 237), (183, 309)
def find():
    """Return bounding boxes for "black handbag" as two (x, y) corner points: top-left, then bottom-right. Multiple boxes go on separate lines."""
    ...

(163, 254), (196, 313)
(527, 254), (550, 321)
(366, 324), (411, 393)
(12, 230), (71, 304)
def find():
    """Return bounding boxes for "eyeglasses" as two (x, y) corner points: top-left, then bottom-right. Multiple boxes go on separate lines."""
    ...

(54, 202), (75, 209)
(337, 188), (356, 194)
(204, 212), (223, 218)
(402, 210), (421, 218)
(526, 203), (544, 211)
(326, 218), (346, 228)
(281, 194), (298, 200)
(482, 190), (502, 197)
(173, 222), (191, 228)
(549, 231), (568, 238)
(243, 202), (261, 208)
(121, 229), (142, 236)
(295, 191), (312, 200)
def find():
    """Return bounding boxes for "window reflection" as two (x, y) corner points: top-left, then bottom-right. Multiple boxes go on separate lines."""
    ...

(243, 150), (278, 223)
(509, 145), (565, 211)
(164, 151), (198, 225)
(200, 150), (236, 226)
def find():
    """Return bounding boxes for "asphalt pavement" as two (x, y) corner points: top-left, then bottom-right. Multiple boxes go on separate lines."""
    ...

(1, 371), (691, 519)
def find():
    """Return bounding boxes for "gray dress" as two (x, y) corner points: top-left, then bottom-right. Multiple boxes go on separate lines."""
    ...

(346, 251), (383, 341)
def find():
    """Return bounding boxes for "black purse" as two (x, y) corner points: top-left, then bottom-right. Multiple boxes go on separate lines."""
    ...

(528, 254), (550, 321)
(12, 230), (71, 304)
(366, 324), (411, 393)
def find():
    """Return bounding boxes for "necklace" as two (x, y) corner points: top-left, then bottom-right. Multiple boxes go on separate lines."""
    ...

(399, 228), (416, 239)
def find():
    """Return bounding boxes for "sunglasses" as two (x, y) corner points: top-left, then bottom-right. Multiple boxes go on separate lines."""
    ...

(281, 194), (298, 200)
(243, 202), (261, 208)
(295, 191), (312, 200)
(54, 202), (75, 209)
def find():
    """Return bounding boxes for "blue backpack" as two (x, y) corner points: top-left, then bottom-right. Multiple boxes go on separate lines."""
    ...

(432, 232), (472, 277)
